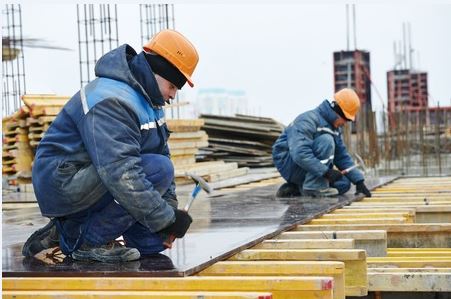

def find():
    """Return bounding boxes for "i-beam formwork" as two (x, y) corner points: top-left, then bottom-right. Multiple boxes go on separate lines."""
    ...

(2, 4), (26, 117)
(76, 4), (119, 88)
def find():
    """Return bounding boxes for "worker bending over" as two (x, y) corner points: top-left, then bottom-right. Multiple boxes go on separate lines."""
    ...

(272, 88), (372, 198)
(22, 30), (198, 263)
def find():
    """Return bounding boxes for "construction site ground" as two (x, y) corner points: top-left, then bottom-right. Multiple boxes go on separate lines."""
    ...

(2, 175), (451, 299)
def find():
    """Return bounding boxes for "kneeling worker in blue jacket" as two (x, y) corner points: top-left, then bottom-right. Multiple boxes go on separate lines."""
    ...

(272, 88), (372, 198)
(22, 30), (199, 263)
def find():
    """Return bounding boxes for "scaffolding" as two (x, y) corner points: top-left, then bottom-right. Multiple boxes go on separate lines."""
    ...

(76, 4), (119, 88)
(2, 4), (26, 117)
(139, 4), (175, 45)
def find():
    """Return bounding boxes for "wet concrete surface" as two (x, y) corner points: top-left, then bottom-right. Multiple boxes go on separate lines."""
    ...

(2, 176), (396, 277)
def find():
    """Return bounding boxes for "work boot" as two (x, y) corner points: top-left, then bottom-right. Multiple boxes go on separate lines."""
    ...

(22, 219), (59, 257)
(275, 183), (301, 197)
(302, 187), (339, 198)
(71, 241), (140, 263)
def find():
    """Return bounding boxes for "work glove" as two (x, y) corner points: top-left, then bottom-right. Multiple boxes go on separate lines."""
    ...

(159, 209), (193, 238)
(355, 180), (372, 197)
(323, 169), (343, 184)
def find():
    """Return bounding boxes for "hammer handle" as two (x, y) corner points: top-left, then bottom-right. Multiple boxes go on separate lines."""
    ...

(163, 184), (201, 249)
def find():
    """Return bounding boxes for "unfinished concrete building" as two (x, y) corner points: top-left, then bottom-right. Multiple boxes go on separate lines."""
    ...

(333, 50), (373, 116)
(386, 69), (428, 125)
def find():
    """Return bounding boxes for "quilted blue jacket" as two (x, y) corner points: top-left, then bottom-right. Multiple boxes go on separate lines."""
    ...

(272, 100), (363, 184)
(32, 45), (177, 233)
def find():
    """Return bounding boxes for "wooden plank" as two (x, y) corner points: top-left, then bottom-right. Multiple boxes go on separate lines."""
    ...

(166, 119), (205, 132)
(3, 291), (275, 299)
(2, 276), (334, 299)
(209, 172), (281, 190)
(229, 249), (367, 296)
(368, 271), (451, 292)
(169, 130), (207, 140)
(308, 218), (408, 225)
(29, 106), (63, 117)
(322, 212), (415, 223)
(296, 223), (451, 248)
(367, 257), (451, 268)
(252, 239), (355, 249)
(206, 167), (249, 183)
(175, 162), (238, 177)
(274, 230), (387, 257)
(198, 261), (345, 299)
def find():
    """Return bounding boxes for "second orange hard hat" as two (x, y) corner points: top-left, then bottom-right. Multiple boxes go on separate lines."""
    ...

(334, 88), (361, 121)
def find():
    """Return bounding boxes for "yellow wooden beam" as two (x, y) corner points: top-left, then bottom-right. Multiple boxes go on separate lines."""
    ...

(387, 248), (451, 257)
(321, 212), (414, 219)
(2, 276), (334, 299)
(198, 261), (345, 299)
(276, 230), (386, 241)
(308, 218), (407, 225)
(368, 272), (451, 292)
(2, 291), (275, 299)
(228, 249), (367, 297)
(253, 239), (355, 249)
(274, 230), (387, 257)
(296, 223), (451, 248)
(367, 257), (451, 268)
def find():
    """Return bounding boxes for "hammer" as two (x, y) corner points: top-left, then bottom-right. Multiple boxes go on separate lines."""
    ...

(341, 153), (368, 175)
(163, 172), (212, 249)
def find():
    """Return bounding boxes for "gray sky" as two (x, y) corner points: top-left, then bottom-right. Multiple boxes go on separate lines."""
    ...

(18, 2), (451, 125)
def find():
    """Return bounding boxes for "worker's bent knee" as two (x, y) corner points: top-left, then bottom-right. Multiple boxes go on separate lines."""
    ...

(312, 134), (335, 160)
(140, 154), (174, 193)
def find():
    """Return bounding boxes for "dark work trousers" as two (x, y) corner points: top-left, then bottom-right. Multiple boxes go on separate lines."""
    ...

(57, 153), (174, 255)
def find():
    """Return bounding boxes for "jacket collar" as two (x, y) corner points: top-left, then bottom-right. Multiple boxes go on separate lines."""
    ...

(128, 51), (165, 107)
(317, 100), (339, 127)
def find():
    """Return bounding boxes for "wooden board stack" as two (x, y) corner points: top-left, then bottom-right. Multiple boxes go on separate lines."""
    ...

(167, 119), (251, 185)
(2, 106), (34, 185)
(22, 94), (69, 148)
(198, 114), (285, 168)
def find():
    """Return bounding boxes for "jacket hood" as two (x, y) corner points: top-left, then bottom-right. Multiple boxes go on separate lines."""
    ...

(94, 44), (165, 107)
(317, 100), (339, 126)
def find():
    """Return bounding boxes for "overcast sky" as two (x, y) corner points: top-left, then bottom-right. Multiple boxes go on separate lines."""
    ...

(17, 2), (451, 125)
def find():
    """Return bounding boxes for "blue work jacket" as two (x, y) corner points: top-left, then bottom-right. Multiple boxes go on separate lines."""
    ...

(272, 100), (364, 184)
(32, 45), (177, 233)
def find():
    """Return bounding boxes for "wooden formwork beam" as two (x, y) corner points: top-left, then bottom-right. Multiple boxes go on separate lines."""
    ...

(296, 223), (451, 248)
(274, 230), (387, 257)
(2, 276), (334, 299)
(308, 218), (408, 225)
(3, 291), (275, 299)
(252, 239), (355, 250)
(198, 261), (345, 299)
(229, 249), (367, 297)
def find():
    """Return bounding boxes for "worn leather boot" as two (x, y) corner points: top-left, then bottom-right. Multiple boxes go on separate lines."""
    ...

(302, 187), (339, 198)
(71, 241), (140, 263)
(276, 182), (301, 197)
(22, 219), (59, 257)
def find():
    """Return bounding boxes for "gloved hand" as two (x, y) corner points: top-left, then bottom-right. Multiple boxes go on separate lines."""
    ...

(355, 180), (372, 197)
(323, 169), (343, 184)
(159, 209), (193, 238)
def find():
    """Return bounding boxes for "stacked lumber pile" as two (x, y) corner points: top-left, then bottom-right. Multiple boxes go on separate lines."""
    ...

(198, 114), (285, 167)
(2, 106), (34, 185)
(22, 94), (69, 148)
(167, 119), (250, 185)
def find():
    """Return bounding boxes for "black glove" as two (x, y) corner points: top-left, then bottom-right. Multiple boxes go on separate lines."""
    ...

(355, 180), (372, 197)
(323, 169), (343, 184)
(159, 209), (193, 238)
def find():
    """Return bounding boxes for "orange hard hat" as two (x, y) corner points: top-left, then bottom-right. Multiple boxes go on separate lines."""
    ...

(334, 88), (361, 121)
(143, 29), (199, 87)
